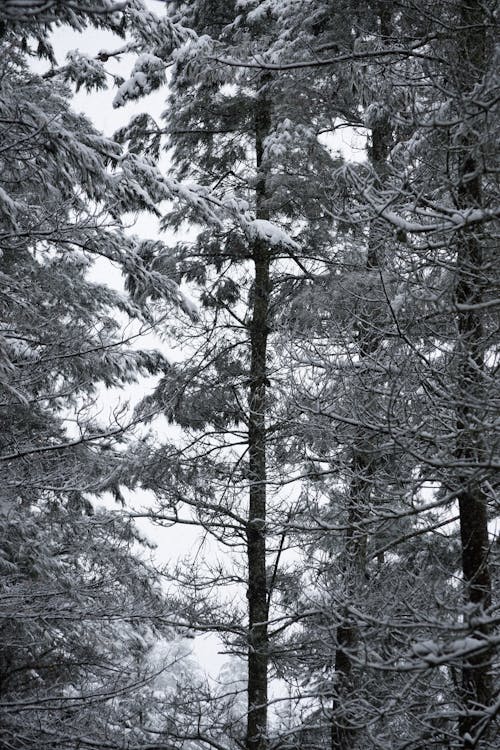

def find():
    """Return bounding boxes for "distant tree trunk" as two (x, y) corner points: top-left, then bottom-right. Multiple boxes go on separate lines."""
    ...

(246, 75), (271, 750)
(331, 6), (393, 749)
(454, 2), (493, 746)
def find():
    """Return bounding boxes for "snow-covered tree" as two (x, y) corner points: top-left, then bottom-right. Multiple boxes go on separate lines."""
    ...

(254, 1), (500, 747)
(34, 1), (498, 748)
(111, 2), (349, 749)
(0, 8), (193, 749)
(164, 1), (499, 748)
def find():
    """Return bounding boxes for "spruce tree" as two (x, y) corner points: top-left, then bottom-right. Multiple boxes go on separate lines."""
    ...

(0, 6), (190, 748)
(81, 0), (499, 747)
(113, 2), (344, 748)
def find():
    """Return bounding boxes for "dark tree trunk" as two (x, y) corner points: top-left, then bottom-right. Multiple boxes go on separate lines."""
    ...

(454, 3), (493, 745)
(246, 75), (271, 750)
(331, 7), (393, 749)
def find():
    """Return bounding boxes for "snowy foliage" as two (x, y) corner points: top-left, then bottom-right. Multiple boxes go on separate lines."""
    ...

(0, 11), (191, 749)
(0, 1), (499, 750)
(63, 49), (108, 92)
(113, 52), (166, 106)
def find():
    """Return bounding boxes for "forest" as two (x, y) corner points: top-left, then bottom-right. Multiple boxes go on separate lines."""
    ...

(0, 1), (498, 749)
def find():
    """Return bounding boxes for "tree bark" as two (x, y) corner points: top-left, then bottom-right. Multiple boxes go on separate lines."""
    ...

(454, 3), (493, 745)
(331, 6), (393, 749)
(246, 75), (271, 750)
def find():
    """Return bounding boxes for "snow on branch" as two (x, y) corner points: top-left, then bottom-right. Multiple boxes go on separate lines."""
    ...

(0, 0), (128, 19)
(346, 165), (500, 235)
(113, 53), (166, 107)
(209, 34), (440, 71)
(245, 219), (300, 249)
(363, 187), (500, 234)
(405, 632), (500, 670)
(117, 153), (299, 250)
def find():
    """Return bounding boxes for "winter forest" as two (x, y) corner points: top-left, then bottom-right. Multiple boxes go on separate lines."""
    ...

(1, 0), (499, 749)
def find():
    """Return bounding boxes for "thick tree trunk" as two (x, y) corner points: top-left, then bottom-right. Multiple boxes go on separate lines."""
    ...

(246, 76), (271, 750)
(455, 164), (493, 750)
(454, 3), (493, 745)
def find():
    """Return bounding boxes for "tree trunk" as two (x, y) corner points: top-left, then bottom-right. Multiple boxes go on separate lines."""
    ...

(454, 3), (493, 745)
(246, 75), (271, 750)
(331, 7), (393, 749)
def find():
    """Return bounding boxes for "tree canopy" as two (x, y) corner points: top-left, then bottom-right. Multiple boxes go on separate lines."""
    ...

(0, 2), (498, 750)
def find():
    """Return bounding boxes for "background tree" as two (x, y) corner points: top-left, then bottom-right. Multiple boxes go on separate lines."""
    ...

(0, 6), (196, 749)
(32, 1), (498, 749)
(112, 3), (349, 750)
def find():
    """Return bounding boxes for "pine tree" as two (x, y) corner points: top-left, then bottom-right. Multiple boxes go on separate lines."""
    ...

(0, 7), (191, 748)
(91, 0), (498, 747)
(113, 2), (345, 749)
(226, 1), (499, 747)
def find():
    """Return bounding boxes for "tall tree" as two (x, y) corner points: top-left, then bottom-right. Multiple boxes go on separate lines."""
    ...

(225, 1), (499, 747)
(99, 0), (499, 747)
(0, 7), (192, 749)
(113, 3), (344, 749)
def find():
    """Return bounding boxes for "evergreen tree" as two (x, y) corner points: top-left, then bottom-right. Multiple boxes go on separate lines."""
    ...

(113, 2), (346, 749)
(0, 6), (192, 748)
(38, 1), (498, 748)
(203, 1), (500, 747)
